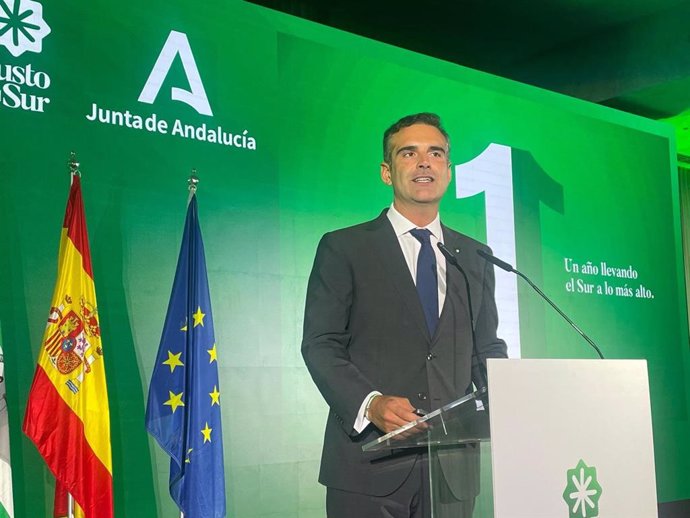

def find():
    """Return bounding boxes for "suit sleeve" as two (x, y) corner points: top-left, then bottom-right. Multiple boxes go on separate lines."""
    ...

(301, 233), (377, 435)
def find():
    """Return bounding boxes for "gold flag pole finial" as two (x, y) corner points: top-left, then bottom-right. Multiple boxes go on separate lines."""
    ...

(187, 170), (199, 204)
(188, 170), (199, 193)
(68, 152), (81, 178)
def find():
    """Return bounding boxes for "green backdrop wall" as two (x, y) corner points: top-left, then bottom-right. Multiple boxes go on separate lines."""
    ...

(1, 1), (688, 517)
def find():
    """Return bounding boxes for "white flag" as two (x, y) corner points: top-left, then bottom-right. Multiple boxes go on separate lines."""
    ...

(0, 345), (14, 518)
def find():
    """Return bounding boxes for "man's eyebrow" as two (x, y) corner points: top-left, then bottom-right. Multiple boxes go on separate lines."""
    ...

(396, 145), (419, 155)
(395, 144), (448, 156)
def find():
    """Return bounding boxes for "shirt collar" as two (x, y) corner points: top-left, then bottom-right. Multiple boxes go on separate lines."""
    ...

(387, 204), (442, 239)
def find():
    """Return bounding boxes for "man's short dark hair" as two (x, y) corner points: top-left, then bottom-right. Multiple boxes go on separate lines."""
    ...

(382, 113), (450, 163)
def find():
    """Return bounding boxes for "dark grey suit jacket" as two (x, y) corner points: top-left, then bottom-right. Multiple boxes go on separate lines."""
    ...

(301, 209), (507, 497)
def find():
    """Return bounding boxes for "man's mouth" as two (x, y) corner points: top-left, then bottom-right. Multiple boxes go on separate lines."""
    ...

(413, 176), (434, 183)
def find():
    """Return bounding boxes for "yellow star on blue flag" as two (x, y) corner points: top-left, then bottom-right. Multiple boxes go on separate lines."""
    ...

(162, 351), (184, 373)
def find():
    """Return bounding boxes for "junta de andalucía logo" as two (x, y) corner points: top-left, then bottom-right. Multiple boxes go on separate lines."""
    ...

(0, 0), (51, 57)
(563, 459), (602, 518)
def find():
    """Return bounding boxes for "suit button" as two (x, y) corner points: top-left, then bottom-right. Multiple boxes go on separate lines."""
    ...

(426, 353), (435, 361)
(417, 392), (427, 401)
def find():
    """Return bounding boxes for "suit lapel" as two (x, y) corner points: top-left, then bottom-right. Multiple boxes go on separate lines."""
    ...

(368, 212), (431, 342)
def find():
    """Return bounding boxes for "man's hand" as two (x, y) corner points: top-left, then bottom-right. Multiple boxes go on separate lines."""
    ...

(367, 395), (423, 433)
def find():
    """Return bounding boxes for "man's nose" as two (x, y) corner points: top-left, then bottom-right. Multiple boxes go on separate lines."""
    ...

(417, 157), (431, 168)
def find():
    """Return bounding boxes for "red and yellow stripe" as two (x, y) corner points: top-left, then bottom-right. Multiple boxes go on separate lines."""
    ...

(23, 176), (113, 518)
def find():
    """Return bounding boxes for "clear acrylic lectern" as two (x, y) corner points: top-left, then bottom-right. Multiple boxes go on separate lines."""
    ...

(362, 387), (494, 518)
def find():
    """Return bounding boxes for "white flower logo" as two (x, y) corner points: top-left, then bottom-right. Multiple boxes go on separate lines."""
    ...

(0, 0), (51, 57)
(563, 459), (602, 518)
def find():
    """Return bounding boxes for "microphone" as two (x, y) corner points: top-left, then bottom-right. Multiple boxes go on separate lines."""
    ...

(437, 242), (488, 392)
(476, 249), (513, 273)
(476, 249), (605, 359)
(437, 241), (461, 269)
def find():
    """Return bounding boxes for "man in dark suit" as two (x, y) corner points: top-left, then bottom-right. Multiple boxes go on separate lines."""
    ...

(302, 113), (507, 518)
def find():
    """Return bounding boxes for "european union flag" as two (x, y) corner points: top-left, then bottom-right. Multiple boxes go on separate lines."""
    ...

(145, 193), (226, 518)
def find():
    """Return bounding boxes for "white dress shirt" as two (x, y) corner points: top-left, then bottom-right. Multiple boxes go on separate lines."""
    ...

(353, 205), (448, 433)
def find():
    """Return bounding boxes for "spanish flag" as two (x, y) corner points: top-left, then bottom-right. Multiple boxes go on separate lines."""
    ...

(22, 175), (113, 518)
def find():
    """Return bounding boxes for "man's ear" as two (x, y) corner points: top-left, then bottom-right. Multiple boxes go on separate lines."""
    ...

(380, 162), (392, 185)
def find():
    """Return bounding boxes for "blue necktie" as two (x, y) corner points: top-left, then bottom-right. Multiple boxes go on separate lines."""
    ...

(409, 228), (439, 336)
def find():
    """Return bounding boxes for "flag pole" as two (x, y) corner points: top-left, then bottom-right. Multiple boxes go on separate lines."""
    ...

(181, 170), (196, 518)
(67, 151), (79, 518)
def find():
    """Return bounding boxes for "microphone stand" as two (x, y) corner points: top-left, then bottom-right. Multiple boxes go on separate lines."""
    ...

(437, 242), (488, 393)
(476, 249), (605, 360)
